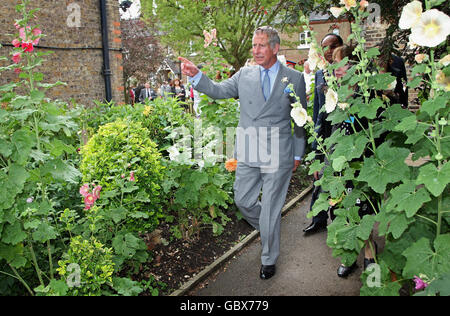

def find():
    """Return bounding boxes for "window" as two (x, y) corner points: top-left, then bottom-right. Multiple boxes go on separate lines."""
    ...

(297, 31), (311, 49)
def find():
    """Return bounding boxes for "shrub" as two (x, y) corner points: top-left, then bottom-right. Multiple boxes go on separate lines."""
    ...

(56, 236), (114, 296)
(80, 119), (164, 233)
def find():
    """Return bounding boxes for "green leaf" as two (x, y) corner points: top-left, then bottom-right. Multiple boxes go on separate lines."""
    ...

(416, 161), (450, 197)
(331, 133), (369, 162)
(112, 232), (146, 259)
(332, 156), (347, 172)
(368, 73), (397, 90)
(113, 277), (143, 296)
(189, 171), (209, 191)
(421, 95), (448, 117)
(32, 222), (58, 242)
(386, 181), (432, 217)
(2, 222), (27, 245)
(402, 235), (450, 280)
(359, 98), (384, 120)
(41, 159), (81, 184)
(357, 143), (410, 194)
(0, 243), (27, 268)
(11, 129), (35, 165)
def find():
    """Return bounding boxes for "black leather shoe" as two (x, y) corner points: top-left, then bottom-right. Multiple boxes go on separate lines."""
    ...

(260, 265), (276, 280)
(337, 262), (357, 278)
(303, 220), (327, 234)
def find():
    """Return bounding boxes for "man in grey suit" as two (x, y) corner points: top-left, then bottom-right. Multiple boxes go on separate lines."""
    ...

(179, 26), (307, 279)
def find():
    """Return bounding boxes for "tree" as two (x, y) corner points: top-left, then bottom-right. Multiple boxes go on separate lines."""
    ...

(120, 17), (165, 88)
(142, 0), (312, 70)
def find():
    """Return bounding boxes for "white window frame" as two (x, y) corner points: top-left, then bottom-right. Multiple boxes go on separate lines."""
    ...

(297, 31), (311, 49)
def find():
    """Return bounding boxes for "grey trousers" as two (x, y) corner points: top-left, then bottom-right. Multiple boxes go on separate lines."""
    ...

(233, 164), (292, 266)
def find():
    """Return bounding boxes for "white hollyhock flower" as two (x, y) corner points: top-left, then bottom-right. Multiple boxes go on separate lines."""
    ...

(410, 9), (450, 47)
(325, 88), (338, 113)
(330, 7), (345, 18)
(307, 44), (321, 71)
(399, 1), (422, 30)
(167, 146), (181, 161)
(291, 107), (309, 127)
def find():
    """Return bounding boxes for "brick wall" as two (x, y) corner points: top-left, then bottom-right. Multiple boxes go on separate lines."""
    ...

(0, 0), (124, 106)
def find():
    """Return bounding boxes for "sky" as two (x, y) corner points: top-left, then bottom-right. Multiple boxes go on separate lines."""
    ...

(119, 0), (141, 20)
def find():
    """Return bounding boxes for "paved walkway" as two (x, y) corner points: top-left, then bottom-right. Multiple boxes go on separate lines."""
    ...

(190, 193), (378, 296)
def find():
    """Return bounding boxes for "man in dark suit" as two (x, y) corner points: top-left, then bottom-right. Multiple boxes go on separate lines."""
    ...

(139, 81), (157, 103)
(303, 33), (344, 235)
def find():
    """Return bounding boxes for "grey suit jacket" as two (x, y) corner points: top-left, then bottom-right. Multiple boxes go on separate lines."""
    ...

(195, 63), (307, 169)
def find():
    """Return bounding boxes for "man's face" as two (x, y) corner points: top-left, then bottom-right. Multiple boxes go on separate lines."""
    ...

(252, 32), (279, 69)
(145, 83), (150, 89)
(322, 36), (341, 63)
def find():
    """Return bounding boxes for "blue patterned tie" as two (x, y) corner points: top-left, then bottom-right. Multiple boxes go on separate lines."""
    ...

(262, 69), (270, 101)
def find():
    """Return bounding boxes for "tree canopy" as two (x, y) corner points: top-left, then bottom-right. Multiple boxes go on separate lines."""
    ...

(141, 0), (314, 70)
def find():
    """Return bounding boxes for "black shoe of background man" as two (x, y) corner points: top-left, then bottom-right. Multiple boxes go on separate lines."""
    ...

(260, 265), (276, 280)
(303, 220), (327, 235)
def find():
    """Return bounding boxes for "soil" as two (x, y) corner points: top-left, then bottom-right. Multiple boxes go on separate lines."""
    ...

(135, 167), (313, 296)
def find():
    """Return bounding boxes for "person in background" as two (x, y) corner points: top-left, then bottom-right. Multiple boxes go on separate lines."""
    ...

(129, 84), (136, 106)
(303, 33), (344, 235)
(160, 81), (171, 100)
(170, 78), (186, 103)
(139, 82), (157, 103)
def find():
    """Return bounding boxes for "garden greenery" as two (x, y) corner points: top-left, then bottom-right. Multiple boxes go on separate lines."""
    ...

(294, 0), (449, 295)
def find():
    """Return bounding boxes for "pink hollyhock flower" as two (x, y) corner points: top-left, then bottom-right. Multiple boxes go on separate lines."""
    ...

(93, 185), (102, 200)
(79, 184), (90, 197)
(21, 42), (34, 53)
(31, 28), (41, 45)
(12, 52), (22, 64)
(14, 22), (21, 29)
(12, 39), (21, 48)
(19, 27), (30, 41)
(413, 276), (428, 291)
(129, 171), (135, 182)
(14, 68), (22, 74)
(84, 193), (96, 209)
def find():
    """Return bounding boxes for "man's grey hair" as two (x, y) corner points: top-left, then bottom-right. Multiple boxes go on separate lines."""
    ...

(254, 26), (280, 50)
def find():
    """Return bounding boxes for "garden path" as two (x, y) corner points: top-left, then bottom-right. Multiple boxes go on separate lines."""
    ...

(190, 193), (384, 296)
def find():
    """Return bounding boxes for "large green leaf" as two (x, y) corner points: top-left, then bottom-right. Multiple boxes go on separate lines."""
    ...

(416, 162), (450, 197)
(11, 129), (35, 165)
(2, 222), (27, 245)
(32, 222), (58, 243)
(386, 181), (432, 217)
(357, 143), (410, 194)
(402, 234), (450, 280)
